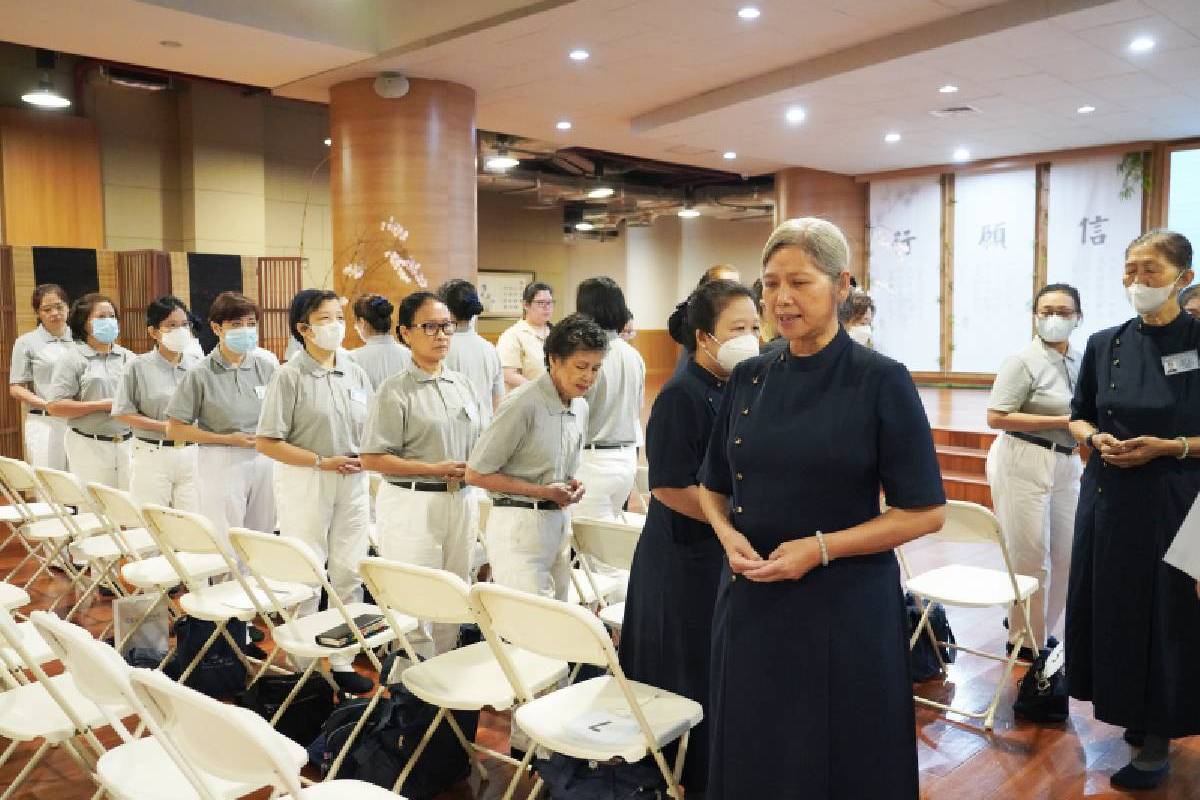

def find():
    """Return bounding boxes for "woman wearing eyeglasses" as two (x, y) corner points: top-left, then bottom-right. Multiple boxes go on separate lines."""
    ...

(360, 291), (483, 656)
(986, 283), (1084, 661)
(8, 284), (72, 470)
(497, 282), (554, 390)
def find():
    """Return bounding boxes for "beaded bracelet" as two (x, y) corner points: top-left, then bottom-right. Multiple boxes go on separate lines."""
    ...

(814, 530), (829, 567)
(1177, 436), (1190, 461)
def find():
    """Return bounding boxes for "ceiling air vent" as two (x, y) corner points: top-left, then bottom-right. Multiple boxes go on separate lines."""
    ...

(102, 65), (172, 92)
(929, 105), (981, 118)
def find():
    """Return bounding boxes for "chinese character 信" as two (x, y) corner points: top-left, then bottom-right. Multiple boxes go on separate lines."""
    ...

(1079, 215), (1109, 246)
(979, 223), (1006, 249)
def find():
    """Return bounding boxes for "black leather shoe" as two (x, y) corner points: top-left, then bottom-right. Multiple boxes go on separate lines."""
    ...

(333, 670), (374, 694)
(1124, 729), (1146, 747)
(241, 642), (269, 660)
(247, 626), (265, 643)
(1110, 762), (1168, 790)
(1006, 635), (1059, 663)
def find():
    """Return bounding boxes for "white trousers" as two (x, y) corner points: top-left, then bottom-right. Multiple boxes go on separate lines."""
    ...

(195, 446), (276, 543)
(275, 463), (370, 668)
(986, 434), (1081, 647)
(485, 505), (572, 602)
(130, 439), (199, 512)
(24, 413), (68, 471)
(64, 430), (131, 491)
(376, 481), (478, 656)
(572, 447), (638, 521)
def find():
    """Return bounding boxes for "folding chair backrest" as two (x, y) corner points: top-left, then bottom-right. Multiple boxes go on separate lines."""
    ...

(33, 466), (93, 510)
(470, 583), (612, 667)
(228, 528), (322, 586)
(129, 667), (303, 796)
(0, 607), (93, 733)
(141, 505), (226, 555)
(29, 611), (130, 710)
(87, 483), (147, 531)
(928, 500), (1002, 546)
(572, 517), (642, 572)
(0, 456), (38, 495)
(360, 557), (472, 624)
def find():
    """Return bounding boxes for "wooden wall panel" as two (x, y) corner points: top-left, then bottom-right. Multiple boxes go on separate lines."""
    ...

(0, 247), (19, 460)
(169, 252), (190, 307)
(257, 257), (302, 360)
(116, 250), (171, 353)
(97, 250), (118, 305)
(12, 246), (35, 336)
(630, 330), (679, 379)
(0, 108), (103, 249)
(774, 166), (869, 282)
(240, 256), (259, 304)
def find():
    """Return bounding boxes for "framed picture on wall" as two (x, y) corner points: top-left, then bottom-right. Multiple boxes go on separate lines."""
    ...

(478, 270), (535, 318)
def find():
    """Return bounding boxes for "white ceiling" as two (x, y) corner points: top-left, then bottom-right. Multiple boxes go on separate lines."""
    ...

(1, 0), (1198, 176)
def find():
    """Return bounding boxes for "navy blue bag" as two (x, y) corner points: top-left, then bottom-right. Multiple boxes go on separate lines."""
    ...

(532, 753), (665, 799)
(163, 616), (248, 699)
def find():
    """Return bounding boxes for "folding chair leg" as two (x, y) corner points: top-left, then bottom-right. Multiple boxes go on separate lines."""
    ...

(671, 730), (691, 786)
(445, 709), (487, 782)
(392, 706), (447, 792)
(267, 661), (318, 728)
(0, 738), (18, 771)
(64, 560), (118, 622)
(114, 591), (168, 653)
(327, 686), (386, 781)
(524, 776), (544, 800)
(501, 744), (537, 800)
(177, 620), (227, 685)
(0, 740), (50, 800)
(648, 744), (682, 800)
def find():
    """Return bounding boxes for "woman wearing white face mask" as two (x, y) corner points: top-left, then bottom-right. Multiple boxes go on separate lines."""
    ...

(111, 296), (200, 510)
(985, 283), (1084, 663)
(46, 293), (135, 489)
(257, 289), (375, 693)
(1066, 230), (1200, 790)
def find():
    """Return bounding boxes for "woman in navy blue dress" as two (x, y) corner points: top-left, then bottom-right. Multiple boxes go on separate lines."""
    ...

(1066, 230), (1200, 790)
(699, 218), (946, 800)
(620, 279), (761, 795)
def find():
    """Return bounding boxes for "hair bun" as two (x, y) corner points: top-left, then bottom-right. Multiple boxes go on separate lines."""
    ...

(667, 300), (690, 347)
(370, 295), (393, 314)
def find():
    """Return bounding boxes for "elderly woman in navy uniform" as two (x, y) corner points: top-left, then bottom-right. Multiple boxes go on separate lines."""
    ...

(698, 217), (946, 800)
(1067, 229), (1200, 790)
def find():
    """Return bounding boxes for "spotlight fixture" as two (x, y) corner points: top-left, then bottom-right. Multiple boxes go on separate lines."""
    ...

(575, 221), (595, 231)
(884, 132), (901, 143)
(939, 84), (959, 94)
(324, 137), (332, 146)
(569, 48), (590, 61)
(723, 151), (737, 160)
(738, 6), (761, 19)
(1129, 36), (1155, 53)
(678, 207), (701, 218)
(785, 106), (806, 124)
(587, 186), (615, 199)
(485, 149), (520, 171)
(1077, 105), (1096, 114)
(22, 50), (69, 109)
(556, 120), (572, 131)
(952, 147), (971, 162)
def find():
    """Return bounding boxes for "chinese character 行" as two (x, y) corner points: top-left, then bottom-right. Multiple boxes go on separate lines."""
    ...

(892, 229), (915, 256)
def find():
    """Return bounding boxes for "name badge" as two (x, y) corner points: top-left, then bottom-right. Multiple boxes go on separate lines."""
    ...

(254, 385), (266, 399)
(349, 388), (367, 404)
(464, 403), (479, 422)
(1162, 350), (1199, 376)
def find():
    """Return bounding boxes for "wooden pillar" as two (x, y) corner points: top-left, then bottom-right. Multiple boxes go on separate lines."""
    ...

(329, 77), (477, 345)
(774, 167), (868, 283)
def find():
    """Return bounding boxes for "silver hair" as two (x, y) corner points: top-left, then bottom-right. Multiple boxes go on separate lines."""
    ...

(761, 217), (849, 280)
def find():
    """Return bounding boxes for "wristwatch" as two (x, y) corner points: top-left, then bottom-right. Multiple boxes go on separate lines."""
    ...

(1086, 432), (1097, 450)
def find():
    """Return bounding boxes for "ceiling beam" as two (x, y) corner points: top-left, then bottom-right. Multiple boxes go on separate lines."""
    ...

(630, 0), (1121, 134)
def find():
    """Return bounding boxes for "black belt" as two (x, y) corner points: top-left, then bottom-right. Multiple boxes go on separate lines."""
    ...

(27, 408), (47, 416)
(1008, 431), (1076, 456)
(71, 429), (132, 443)
(388, 480), (464, 493)
(135, 436), (191, 448)
(585, 442), (634, 450)
(493, 497), (561, 511)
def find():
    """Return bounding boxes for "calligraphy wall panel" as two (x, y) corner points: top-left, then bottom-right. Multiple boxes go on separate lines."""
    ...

(1046, 155), (1143, 345)
(868, 176), (943, 372)
(951, 168), (1037, 373)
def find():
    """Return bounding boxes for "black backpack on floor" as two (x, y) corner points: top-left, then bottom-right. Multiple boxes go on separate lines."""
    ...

(904, 592), (956, 682)
(163, 616), (248, 699)
(533, 753), (666, 800)
(236, 672), (336, 745)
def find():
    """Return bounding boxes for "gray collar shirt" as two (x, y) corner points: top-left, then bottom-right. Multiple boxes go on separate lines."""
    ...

(9, 325), (73, 401)
(112, 348), (199, 439)
(467, 372), (588, 501)
(988, 337), (1081, 449)
(444, 329), (505, 427)
(165, 348), (277, 435)
(583, 332), (644, 446)
(347, 335), (412, 392)
(257, 349), (373, 456)
(46, 341), (134, 437)
(360, 363), (482, 481)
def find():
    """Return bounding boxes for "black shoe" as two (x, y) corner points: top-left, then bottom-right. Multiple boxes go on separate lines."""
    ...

(332, 670), (374, 694)
(1124, 729), (1146, 747)
(99, 585), (117, 598)
(1006, 635), (1059, 663)
(1110, 762), (1168, 790)
(241, 642), (269, 660)
(247, 626), (265, 643)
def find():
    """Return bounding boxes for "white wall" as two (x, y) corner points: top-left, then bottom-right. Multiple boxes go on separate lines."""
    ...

(677, 215), (773, 296)
(565, 235), (625, 314)
(626, 217), (682, 330)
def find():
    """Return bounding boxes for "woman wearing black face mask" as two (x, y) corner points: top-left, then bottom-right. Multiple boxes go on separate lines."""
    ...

(619, 278), (759, 797)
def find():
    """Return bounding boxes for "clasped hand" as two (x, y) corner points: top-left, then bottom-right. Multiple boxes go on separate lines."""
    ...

(1092, 433), (1176, 468)
(720, 528), (822, 583)
(544, 479), (585, 506)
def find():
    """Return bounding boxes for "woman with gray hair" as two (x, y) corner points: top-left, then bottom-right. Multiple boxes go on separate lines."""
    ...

(699, 217), (946, 799)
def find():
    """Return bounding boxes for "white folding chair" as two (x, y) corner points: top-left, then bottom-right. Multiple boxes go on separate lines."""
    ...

(0, 606), (111, 800)
(634, 464), (650, 509)
(360, 557), (569, 795)
(139, 505), (313, 686)
(130, 667), (401, 799)
(570, 516), (644, 630)
(228, 527), (403, 780)
(0, 460), (58, 563)
(897, 499), (1040, 730)
(470, 583), (702, 800)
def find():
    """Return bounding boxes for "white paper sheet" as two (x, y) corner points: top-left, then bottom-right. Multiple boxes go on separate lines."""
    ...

(1165, 494), (1200, 582)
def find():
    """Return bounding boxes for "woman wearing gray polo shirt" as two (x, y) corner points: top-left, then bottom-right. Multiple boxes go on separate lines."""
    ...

(347, 293), (411, 391)
(112, 296), (200, 511)
(986, 283), (1084, 660)
(257, 289), (374, 693)
(8, 284), (72, 470)
(360, 291), (482, 656)
(46, 293), (135, 490)
(466, 313), (607, 600)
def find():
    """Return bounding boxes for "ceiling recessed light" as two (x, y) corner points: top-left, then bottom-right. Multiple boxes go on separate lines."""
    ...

(1129, 36), (1155, 53)
(485, 152), (520, 171)
(159, 40), (182, 48)
(323, 137), (331, 146)
(952, 147), (971, 162)
(1077, 104), (1096, 114)
(939, 84), (959, 94)
(785, 106), (806, 124)
(588, 186), (615, 199)
(575, 221), (595, 231)
(723, 151), (737, 160)
(737, 6), (761, 19)
(678, 207), (701, 218)
(555, 120), (572, 131)
(884, 132), (901, 143)
(568, 48), (590, 61)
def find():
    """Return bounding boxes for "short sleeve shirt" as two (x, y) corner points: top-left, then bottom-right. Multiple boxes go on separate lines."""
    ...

(496, 319), (548, 381)
(360, 364), (482, 481)
(112, 349), (199, 439)
(467, 372), (588, 500)
(444, 329), (505, 426)
(347, 335), (412, 392)
(46, 342), (135, 437)
(256, 350), (372, 456)
(165, 348), (277, 435)
(9, 325), (73, 401)
(583, 333), (643, 446)
(988, 338), (1080, 449)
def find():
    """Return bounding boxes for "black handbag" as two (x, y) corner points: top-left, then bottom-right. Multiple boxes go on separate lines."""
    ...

(904, 592), (956, 682)
(235, 672), (335, 744)
(1014, 642), (1068, 723)
(163, 616), (247, 698)
(533, 753), (666, 800)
